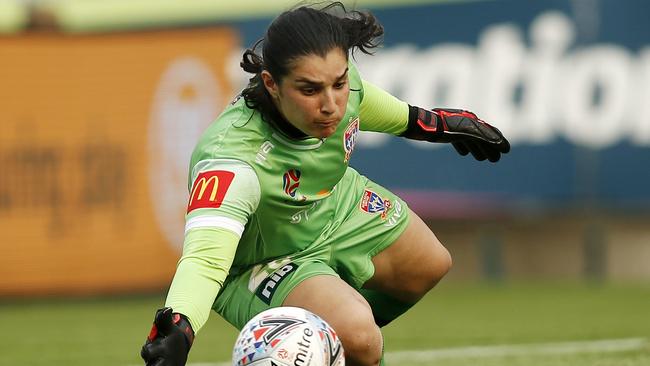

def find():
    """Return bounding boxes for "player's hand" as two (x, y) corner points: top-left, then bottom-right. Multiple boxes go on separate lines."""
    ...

(141, 307), (195, 366)
(403, 107), (510, 162)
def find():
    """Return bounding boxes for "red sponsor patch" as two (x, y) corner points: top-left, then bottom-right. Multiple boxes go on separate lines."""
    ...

(187, 170), (235, 213)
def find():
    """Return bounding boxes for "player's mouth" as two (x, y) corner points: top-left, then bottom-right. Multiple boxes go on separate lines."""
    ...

(315, 119), (339, 127)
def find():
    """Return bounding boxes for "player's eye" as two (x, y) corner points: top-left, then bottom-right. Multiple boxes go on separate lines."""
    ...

(301, 87), (317, 95)
(334, 80), (347, 89)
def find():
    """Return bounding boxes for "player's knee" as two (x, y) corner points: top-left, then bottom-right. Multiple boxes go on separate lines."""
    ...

(338, 311), (383, 365)
(406, 242), (452, 300)
(432, 244), (453, 281)
(424, 242), (452, 289)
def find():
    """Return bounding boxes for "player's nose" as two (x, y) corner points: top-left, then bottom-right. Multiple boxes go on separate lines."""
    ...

(320, 89), (336, 115)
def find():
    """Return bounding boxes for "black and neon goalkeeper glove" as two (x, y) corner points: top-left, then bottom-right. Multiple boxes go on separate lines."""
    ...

(401, 106), (510, 162)
(141, 307), (195, 366)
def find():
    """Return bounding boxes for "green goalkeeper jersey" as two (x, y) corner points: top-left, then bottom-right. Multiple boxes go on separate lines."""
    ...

(166, 62), (410, 331)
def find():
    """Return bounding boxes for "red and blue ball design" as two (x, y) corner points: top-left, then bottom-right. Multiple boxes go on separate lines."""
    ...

(282, 169), (301, 198)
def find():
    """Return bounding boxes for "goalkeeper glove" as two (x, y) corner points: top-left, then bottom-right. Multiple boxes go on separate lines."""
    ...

(401, 106), (510, 162)
(141, 307), (194, 366)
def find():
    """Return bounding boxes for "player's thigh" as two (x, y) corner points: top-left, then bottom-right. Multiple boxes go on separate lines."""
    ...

(283, 274), (372, 326)
(282, 274), (382, 363)
(364, 208), (452, 302)
(213, 258), (334, 330)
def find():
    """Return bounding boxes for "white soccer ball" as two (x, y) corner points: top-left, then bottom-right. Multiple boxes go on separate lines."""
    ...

(232, 306), (345, 366)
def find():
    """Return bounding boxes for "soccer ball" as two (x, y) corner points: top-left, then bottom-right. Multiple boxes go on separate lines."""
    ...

(232, 306), (345, 366)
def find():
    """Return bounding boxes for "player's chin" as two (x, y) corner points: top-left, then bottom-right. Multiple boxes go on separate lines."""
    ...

(312, 124), (338, 138)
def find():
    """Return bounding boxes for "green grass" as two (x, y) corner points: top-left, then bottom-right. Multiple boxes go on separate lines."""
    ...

(1, 281), (648, 366)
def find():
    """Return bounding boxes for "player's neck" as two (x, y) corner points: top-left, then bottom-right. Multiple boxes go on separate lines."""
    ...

(266, 105), (309, 140)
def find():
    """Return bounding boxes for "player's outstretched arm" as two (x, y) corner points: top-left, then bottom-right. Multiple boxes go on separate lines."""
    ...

(141, 307), (195, 366)
(357, 79), (509, 161)
(400, 106), (511, 162)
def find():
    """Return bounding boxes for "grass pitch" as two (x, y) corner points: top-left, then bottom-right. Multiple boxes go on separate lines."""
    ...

(1, 281), (648, 366)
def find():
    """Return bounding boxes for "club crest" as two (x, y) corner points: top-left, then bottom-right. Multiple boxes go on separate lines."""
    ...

(343, 117), (360, 163)
(360, 189), (392, 219)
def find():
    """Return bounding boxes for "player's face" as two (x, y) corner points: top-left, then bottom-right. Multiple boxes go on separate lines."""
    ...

(262, 48), (350, 139)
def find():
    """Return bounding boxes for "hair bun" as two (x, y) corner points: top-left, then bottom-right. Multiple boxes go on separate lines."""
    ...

(241, 49), (264, 74)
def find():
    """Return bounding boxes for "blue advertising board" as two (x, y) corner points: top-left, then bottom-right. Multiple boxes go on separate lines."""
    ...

(228, 0), (650, 214)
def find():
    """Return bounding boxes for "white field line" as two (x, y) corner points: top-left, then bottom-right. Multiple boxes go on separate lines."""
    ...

(154, 337), (646, 366)
(385, 337), (647, 363)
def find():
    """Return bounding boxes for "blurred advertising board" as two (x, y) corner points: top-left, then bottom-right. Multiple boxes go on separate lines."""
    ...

(357, 0), (650, 212)
(230, 0), (650, 214)
(0, 29), (238, 295)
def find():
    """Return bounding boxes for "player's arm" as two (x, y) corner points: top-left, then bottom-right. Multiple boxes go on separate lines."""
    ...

(359, 79), (510, 162)
(140, 227), (239, 366)
(141, 159), (260, 366)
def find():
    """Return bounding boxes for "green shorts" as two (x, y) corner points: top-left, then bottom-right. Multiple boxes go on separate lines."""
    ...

(213, 171), (411, 330)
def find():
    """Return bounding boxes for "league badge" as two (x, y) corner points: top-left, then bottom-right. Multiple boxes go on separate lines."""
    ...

(282, 169), (306, 201)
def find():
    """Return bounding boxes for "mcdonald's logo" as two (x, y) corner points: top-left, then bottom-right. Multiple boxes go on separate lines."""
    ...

(187, 170), (235, 213)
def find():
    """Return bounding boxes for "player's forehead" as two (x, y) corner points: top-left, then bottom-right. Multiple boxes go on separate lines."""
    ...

(285, 48), (348, 85)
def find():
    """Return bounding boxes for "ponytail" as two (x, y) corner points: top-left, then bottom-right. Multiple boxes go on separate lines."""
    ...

(240, 39), (274, 116)
(338, 7), (384, 55)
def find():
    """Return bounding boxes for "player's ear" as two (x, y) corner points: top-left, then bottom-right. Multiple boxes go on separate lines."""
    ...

(261, 70), (279, 99)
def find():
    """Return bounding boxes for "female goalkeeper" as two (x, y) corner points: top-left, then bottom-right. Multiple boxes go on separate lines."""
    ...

(141, 2), (509, 365)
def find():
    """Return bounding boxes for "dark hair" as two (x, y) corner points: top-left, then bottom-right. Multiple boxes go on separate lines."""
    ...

(240, 2), (384, 122)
